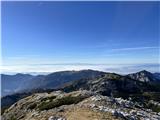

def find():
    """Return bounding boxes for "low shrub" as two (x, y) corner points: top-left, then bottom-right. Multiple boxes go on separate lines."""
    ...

(38, 95), (84, 110)
(145, 102), (160, 112)
(27, 103), (37, 109)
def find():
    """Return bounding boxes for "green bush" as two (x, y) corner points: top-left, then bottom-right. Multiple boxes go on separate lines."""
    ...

(27, 103), (37, 109)
(145, 102), (160, 112)
(38, 95), (84, 110)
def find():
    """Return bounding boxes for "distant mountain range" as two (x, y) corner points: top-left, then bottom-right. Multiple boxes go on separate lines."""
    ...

(1, 70), (160, 97)
(1, 73), (34, 96)
(1, 70), (105, 96)
(1, 69), (160, 119)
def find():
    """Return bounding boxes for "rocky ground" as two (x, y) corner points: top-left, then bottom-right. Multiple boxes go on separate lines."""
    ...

(2, 90), (160, 120)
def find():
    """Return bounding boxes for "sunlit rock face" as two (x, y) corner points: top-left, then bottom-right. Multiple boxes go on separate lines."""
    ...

(127, 70), (160, 82)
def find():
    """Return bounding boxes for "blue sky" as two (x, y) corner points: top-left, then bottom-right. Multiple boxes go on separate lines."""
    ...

(1, 1), (160, 73)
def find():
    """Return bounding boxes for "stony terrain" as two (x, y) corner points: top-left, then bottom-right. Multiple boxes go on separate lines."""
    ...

(2, 90), (160, 120)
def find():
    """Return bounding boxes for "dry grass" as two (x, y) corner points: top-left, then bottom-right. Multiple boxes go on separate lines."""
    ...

(64, 107), (119, 120)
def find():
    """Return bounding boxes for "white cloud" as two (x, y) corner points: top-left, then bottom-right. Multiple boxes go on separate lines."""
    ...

(111, 46), (159, 51)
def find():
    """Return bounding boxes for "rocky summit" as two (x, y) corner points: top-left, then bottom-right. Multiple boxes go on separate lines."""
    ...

(2, 90), (160, 120)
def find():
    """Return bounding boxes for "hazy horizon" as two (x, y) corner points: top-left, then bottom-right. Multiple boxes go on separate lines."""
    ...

(1, 63), (159, 75)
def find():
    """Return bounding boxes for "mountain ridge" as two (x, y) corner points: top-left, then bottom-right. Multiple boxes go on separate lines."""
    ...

(2, 70), (160, 112)
(1, 69), (106, 96)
